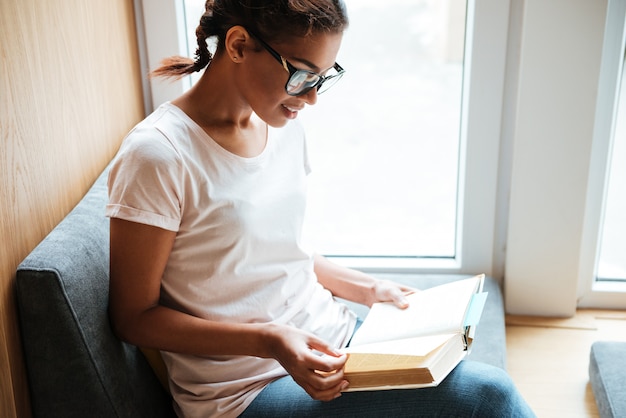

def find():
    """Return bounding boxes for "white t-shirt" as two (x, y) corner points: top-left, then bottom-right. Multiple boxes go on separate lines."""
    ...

(106, 103), (357, 418)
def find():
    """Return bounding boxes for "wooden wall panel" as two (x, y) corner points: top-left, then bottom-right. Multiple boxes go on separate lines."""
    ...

(0, 1), (144, 416)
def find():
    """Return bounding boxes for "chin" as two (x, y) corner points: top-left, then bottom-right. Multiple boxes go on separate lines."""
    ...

(261, 113), (290, 128)
(255, 105), (295, 128)
(270, 119), (290, 128)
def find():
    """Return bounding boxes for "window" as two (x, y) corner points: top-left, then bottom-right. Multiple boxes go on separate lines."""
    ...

(596, 50), (626, 282)
(183, 0), (209, 85)
(133, 0), (623, 312)
(578, 0), (626, 307)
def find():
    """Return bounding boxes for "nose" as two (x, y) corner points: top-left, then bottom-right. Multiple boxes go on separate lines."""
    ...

(301, 87), (318, 106)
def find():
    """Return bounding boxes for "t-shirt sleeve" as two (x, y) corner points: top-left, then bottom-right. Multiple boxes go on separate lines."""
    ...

(106, 129), (183, 232)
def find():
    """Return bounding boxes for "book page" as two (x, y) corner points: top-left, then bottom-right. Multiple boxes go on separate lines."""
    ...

(342, 334), (467, 391)
(350, 275), (483, 346)
(346, 333), (456, 357)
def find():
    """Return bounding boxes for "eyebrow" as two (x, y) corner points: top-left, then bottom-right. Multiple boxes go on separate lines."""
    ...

(289, 56), (322, 72)
(289, 56), (335, 74)
(250, 29), (335, 74)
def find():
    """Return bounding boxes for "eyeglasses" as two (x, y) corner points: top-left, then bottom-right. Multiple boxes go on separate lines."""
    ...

(249, 30), (345, 96)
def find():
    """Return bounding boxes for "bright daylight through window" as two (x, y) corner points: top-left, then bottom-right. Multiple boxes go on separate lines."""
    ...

(300, 0), (467, 260)
(183, 0), (468, 262)
(597, 48), (626, 282)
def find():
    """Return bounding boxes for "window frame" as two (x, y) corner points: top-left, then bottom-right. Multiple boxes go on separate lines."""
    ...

(577, 0), (626, 309)
(135, 0), (192, 113)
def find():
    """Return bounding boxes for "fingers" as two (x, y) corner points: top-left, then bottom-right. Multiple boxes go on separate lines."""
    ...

(388, 285), (413, 309)
(311, 352), (347, 373)
(299, 367), (349, 401)
(375, 280), (419, 309)
(392, 290), (410, 309)
(272, 327), (350, 400)
(308, 339), (343, 359)
(296, 340), (350, 400)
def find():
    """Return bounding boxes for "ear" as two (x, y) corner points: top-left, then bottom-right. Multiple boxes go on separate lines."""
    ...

(224, 25), (252, 62)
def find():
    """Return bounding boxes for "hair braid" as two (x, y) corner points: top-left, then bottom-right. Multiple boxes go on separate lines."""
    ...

(151, 0), (348, 80)
(192, 17), (213, 72)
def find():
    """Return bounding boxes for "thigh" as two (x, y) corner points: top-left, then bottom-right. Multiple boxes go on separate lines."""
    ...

(240, 361), (536, 418)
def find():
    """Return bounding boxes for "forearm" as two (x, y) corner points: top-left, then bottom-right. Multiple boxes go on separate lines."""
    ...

(111, 304), (280, 359)
(313, 253), (379, 307)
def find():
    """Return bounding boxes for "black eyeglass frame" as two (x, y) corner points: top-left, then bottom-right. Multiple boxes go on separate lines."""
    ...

(247, 30), (345, 97)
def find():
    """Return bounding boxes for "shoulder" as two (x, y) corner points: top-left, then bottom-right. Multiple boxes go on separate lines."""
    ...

(116, 104), (187, 167)
(108, 105), (191, 191)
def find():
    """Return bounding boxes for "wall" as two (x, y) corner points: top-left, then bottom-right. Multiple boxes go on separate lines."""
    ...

(0, 1), (144, 416)
(503, 0), (607, 315)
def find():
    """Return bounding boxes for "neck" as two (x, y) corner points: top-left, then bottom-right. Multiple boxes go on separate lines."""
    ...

(171, 55), (267, 158)
(174, 54), (252, 128)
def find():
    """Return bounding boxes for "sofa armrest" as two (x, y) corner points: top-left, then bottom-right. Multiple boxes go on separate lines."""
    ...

(16, 167), (174, 418)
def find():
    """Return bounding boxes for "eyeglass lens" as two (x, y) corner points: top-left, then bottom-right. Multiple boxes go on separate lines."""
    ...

(286, 70), (343, 96)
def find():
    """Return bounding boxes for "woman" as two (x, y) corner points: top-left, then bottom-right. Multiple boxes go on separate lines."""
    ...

(107, 1), (535, 416)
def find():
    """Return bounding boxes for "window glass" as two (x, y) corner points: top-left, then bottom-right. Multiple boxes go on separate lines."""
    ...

(300, 0), (467, 258)
(183, 0), (207, 85)
(597, 51), (626, 281)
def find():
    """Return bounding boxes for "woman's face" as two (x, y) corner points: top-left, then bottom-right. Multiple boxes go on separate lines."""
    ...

(241, 30), (344, 127)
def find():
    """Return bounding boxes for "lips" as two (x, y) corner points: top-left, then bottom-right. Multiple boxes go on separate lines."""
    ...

(281, 104), (304, 119)
(282, 104), (303, 113)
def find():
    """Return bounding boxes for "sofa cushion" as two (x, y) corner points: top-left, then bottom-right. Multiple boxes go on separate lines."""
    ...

(16, 167), (175, 418)
(589, 341), (626, 418)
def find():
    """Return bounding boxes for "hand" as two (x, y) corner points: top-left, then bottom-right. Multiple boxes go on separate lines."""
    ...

(266, 325), (349, 401)
(372, 279), (417, 309)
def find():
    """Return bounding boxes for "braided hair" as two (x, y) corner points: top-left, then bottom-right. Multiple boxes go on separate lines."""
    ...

(151, 0), (348, 79)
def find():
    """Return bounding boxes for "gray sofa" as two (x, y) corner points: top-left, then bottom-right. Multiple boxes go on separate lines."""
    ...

(589, 341), (626, 418)
(16, 165), (508, 417)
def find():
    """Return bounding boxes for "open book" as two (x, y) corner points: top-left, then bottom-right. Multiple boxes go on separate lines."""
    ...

(342, 274), (487, 391)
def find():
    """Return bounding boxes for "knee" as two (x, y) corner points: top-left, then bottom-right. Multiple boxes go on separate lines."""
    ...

(454, 361), (535, 417)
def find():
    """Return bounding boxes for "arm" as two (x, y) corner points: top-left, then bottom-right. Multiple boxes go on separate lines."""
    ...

(109, 218), (348, 400)
(313, 253), (415, 309)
